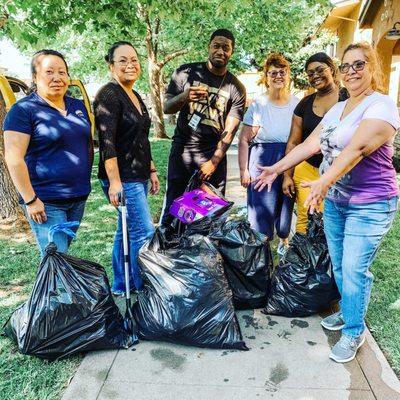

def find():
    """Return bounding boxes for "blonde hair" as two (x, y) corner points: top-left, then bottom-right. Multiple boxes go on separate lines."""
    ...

(342, 42), (386, 93)
(259, 52), (291, 89)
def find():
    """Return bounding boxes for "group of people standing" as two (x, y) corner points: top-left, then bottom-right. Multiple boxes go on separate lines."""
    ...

(3, 29), (399, 364)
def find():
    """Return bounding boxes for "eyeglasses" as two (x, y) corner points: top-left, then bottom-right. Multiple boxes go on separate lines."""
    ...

(338, 60), (368, 74)
(306, 65), (329, 78)
(114, 60), (140, 67)
(267, 69), (287, 78)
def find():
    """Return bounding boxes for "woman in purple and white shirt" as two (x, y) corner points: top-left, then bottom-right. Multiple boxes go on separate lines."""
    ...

(253, 42), (399, 363)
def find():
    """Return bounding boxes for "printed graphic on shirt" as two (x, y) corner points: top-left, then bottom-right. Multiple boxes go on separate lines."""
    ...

(188, 81), (229, 131)
(320, 124), (352, 199)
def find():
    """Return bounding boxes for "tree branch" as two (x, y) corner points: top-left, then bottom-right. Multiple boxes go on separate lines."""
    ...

(154, 17), (160, 58)
(137, 3), (154, 59)
(0, 0), (12, 28)
(158, 49), (188, 68)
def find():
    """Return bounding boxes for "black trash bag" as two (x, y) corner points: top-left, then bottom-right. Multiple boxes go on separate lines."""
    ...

(132, 229), (248, 350)
(210, 219), (273, 310)
(264, 213), (340, 317)
(4, 243), (133, 360)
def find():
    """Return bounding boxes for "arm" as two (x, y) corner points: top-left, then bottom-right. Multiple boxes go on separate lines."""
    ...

(94, 89), (122, 207)
(199, 116), (241, 180)
(303, 119), (397, 213)
(238, 124), (259, 187)
(163, 66), (208, 114)
(282, 115), (303, 198)
(163, 87), (208, 114)
(254, 124), (322, 192)
(4, 131), (47, 223)
(104, 158), (122, 207)
(149, 160), (160, 195)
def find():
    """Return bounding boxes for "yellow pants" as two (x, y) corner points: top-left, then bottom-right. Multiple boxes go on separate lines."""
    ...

(293, 161), (324, 234)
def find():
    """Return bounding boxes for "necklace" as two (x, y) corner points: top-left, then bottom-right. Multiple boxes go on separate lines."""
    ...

(316, 84), (336, 98)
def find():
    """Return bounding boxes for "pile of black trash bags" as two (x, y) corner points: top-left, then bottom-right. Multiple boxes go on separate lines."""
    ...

(3, 186), (339, 359)
(132, 208), (339, 349)
(132, 211), (272, 350)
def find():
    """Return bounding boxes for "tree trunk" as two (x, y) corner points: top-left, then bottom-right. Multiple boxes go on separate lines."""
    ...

(148, 61), (168, 139)
(138, 5), (187, 139)
(0, 93), (29, 230)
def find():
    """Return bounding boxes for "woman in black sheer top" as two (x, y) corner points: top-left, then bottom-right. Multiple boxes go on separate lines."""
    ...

(94, 41), (159, 295)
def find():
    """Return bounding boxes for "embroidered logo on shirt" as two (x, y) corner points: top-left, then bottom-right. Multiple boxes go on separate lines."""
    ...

(75, 110), (85, 118)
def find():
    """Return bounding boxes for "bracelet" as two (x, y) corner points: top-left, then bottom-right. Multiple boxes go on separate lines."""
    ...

(150, 169), (157, 173)
(25, 195), (38, 206)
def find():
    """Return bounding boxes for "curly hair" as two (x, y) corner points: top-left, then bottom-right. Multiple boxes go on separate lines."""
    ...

(259, 53), (291, 89)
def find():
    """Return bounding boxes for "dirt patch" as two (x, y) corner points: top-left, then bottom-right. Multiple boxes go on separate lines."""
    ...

(150, 348), (186, 371)
(290, 319), (309, 329)
(269, 362), (289, 385)
(241, 314), (261, 330)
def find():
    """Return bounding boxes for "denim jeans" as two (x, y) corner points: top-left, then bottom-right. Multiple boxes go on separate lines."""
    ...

(100, 180), (154, 292)
(323, 197), (398, 338)
(25, 200), (86, 257)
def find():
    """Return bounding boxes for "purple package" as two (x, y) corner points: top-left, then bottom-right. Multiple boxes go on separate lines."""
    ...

(169, 188), (230, 224)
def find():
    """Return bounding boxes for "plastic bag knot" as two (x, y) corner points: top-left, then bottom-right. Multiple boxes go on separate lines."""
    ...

(45, 243), (58, 255)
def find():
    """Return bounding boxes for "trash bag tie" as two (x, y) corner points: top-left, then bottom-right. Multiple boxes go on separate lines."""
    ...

(45, 243), (58, 255)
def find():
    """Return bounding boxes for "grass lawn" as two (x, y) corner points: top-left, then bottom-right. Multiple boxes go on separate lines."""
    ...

(0, 133), (399, 400)
(0, 138), (171, 400)
(367, 208), (400, 375)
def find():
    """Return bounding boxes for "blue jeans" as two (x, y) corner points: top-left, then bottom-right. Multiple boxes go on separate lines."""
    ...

(323, 197), (398, 338)
(100, 180), (154, 292)
(26, 200), (86, 257)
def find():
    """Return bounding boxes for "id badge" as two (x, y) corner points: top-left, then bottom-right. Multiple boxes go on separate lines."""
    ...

(188, 111), (202, 130)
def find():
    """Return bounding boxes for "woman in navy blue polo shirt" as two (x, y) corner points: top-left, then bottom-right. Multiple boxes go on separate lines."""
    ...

(4, 50), (92, 255)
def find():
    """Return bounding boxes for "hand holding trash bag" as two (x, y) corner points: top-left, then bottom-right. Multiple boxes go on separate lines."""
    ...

(3, 222), (133, 360)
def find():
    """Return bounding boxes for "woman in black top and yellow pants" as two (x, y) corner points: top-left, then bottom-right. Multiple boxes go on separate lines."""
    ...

(94, 41), (160, 295)
(282, 53), (348, 233)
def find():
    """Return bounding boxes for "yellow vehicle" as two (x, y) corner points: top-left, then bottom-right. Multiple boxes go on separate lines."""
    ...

(0, 75), (95, 137)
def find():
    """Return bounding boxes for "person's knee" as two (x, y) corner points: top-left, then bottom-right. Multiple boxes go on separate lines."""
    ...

(276, 227), (290, 239)
(276, 219), (291, 238)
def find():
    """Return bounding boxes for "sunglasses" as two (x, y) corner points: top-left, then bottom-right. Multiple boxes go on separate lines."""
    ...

(267, 69), (287, 78)
(306, 65), (329, 78)
(338, 60), (368, 74)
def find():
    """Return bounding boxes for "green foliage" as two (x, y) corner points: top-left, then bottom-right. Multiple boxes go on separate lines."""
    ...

(2, 0), (331, 86)
(367, 208), (400, 376)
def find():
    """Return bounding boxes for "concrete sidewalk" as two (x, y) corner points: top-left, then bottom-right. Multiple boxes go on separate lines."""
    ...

(62, 146), (400, 400)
